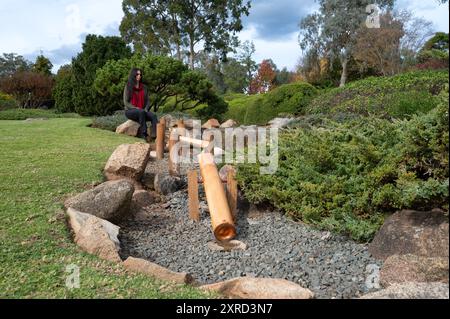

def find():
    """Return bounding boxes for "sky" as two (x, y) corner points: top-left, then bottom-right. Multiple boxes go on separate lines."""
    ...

(0, 0), (448, 73)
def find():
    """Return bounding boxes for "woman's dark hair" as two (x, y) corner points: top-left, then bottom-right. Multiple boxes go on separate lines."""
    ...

(126, 68), (142, 94)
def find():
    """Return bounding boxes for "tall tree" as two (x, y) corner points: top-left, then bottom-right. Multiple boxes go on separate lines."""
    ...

(120, 0), (183, 58)
(33, 55), (53, 76)
(197, 50), (227, 94)
(275, 67), (295, 86)
(71, 35), (132, 116)
(222, 57), (248, 93)
(0, 53), (32, 78)
(120, 0), (251, 69)
(53, 65), (76, 113)
(236, 40), (257, 92)
(420, 32), (449, 52)
(299, 0), (394, 87)
(397, 10), (434, 70)
(0, 71), (53, 108)
(353, 11), (404, 76)
(249, 59), (277, 94)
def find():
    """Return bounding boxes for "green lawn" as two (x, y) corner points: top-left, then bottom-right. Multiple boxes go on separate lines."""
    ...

(0, 117), (210, 298)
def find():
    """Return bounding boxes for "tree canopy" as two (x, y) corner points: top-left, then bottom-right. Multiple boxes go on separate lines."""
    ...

(299, 0), (394, 87)
(120, 0), (251, 69)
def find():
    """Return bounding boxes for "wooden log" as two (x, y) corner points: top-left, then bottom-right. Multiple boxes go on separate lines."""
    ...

(198, 153), (236, 242)
(179, 136), (210, 148)
(177, 119), (185, 129)
(188, 170), (200, 222)
(178, 136), (224, 155)
(156, 123), (165, 159)
(226, 169), (238, 223)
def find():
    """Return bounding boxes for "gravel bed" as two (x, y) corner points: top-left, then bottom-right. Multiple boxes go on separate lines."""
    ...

(118, 188), (383, 299)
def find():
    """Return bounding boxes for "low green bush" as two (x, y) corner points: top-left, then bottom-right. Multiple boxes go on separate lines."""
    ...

(224, 82), (318, 125)
(0, 108), (80, 120)
(236, 86), (449, 242)
(91, 110), (127, 132)
(307, 70), (448, 118)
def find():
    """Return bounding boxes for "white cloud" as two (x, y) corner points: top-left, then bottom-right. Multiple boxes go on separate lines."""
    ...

(0, 0), (123, 55)
(238, 26), (301, 71)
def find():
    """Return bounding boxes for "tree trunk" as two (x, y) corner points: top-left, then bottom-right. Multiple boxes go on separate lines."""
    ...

(339, 56), (348, 87)
(176, 43), (182, 61)
(189, 34), (195, 70)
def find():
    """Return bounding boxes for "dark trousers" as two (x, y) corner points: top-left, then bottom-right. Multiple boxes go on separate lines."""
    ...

(125, 108), (158, 138)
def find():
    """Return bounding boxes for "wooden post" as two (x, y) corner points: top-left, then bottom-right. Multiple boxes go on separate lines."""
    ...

(188, 170), (200, 222)
(206, 133), (214, 155)
(226, 169), (238, 223)
(198, 152), (236, 242)
(177, 120), (186, 166)
(177, 119), (185, 130)
(169, 129), (179, 176)
(156, 123), (164, 159)
(160, 117), (166, 150)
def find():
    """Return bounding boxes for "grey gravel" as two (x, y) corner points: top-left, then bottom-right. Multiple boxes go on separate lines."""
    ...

(118, 189), (383, 299)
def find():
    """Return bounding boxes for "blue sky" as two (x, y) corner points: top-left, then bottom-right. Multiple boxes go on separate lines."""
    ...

(0, 0), (448, 73)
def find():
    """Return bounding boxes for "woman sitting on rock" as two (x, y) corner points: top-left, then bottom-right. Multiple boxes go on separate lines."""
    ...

(123, 68), (158, 142)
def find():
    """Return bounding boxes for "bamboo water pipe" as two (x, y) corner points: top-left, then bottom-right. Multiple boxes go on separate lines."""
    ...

(178, 136), (225, 156)
(198, 152), (236, 241)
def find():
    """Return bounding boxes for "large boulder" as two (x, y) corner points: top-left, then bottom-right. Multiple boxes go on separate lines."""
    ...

(219, 165), (236, 182)
(141, 166), (156, 190)
(368, 210), (449, 261)
(380, 254), (449, 287)
(220, 119), (238, 129)
(67, 208), (121, 263)
(202, 118), (220, 130)
(116, 120), (140, 137)
(360, 282), (449, 299)
(154, 173), (183, 195)
(65, 180), (134, 223)
(268, 118), (295, 129)
(123, 257), (194, 284)
(131, 190), (157, 213)
(200, 277), (314, 299)
(104, 143), (151, 180)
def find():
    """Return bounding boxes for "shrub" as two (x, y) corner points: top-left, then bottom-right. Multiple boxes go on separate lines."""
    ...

(71, 35), (132, 116)
(0, 92), (18, 110)
(0, 71), (54, 108)
(236, 87), (449, 242)
(53, 65), (76, 113)
(0, 108), (80, 120)
(307, 70), (449, 119)
(91, 110), (127, 132)
(263, 82), (318, 115)
(223, 82), (318, 125)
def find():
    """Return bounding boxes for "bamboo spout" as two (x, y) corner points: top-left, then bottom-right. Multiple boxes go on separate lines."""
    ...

(198, 152), (236, 241)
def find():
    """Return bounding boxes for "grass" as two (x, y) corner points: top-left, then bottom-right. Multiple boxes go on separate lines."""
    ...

(0, 116), (211, 298)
